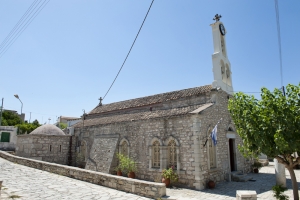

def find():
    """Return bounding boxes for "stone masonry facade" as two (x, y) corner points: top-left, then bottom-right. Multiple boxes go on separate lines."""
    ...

(16, 135), (76, 165)
(73, 86), (252, 190)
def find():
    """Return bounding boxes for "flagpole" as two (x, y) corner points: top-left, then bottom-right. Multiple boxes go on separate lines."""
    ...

(203, 118), (222, 147)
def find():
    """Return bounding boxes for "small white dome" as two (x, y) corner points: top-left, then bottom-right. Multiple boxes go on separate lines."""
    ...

(30, 124), (65, 135)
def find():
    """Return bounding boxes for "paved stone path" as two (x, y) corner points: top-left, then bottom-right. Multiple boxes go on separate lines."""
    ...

(165, 162), (300, 200)
(0, 157), (150, 200)
(0, 157), (299, 200)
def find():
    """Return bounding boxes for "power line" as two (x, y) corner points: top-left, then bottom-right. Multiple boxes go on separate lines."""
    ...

(2, 107), (57, 117)
(0, 0), (39, 50)
(0, 0), (48, 54)
(274, 0), (283, 87)
(102, 0), (155, 100)
(0, 0), (50, 57)
(0, 0), (50, 58)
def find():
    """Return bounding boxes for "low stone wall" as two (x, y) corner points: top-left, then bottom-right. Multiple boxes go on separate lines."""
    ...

(0, 142), (15, 151)
(16, 135), (75, 165)
(0, 151), (166, 199)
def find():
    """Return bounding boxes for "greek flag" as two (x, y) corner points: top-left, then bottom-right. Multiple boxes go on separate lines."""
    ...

(211, 125), (218, 146)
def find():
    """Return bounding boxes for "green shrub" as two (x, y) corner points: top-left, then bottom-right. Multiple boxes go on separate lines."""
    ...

(116, 153), (137, 174)
(272, 185), (289, 200)
(162, 166), (178, 182)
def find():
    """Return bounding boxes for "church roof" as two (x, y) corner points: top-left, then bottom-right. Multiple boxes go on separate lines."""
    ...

(30, 124), (65, 135)
(89, 84), (212, 115)
(74, 103), (213, 127)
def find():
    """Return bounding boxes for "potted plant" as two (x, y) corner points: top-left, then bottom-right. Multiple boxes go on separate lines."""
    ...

(116, 153), (137, 178)
(116, 153), (126, 176)
(115, 165), (123, 176)
(207, 180), (215, 189)
(252, 161), (263, 173)
(125, 157), (137, 178)
(162, 166), (178, 187)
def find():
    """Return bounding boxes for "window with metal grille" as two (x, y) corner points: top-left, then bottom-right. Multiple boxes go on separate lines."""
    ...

(168, 140), (177, 169)
(120, 141), (128, 156)
(152, 141), (160, 168)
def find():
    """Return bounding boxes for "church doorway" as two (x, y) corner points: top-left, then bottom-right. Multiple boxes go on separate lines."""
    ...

(229, 139), (236, 171)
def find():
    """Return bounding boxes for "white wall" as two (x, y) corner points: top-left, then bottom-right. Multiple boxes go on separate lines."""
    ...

(0, 126), (18, 151)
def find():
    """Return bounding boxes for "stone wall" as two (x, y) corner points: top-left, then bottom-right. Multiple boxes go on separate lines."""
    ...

(74, 90), (251, 189)
(194, 90), (252, 189)
(85, 134), (119, 173)
(0, 151), (166, 199)
(0, 142), (15, 151)
(16, 135), (76, 165)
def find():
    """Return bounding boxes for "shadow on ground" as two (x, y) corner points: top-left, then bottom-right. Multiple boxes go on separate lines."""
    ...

(165, 171), (300, 199)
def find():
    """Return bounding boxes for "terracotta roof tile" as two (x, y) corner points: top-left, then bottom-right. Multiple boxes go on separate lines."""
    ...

(89, 85), (212, 115)
(74, 103), (213, 128)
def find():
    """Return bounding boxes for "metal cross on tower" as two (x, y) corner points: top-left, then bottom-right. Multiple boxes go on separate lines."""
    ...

(213, 14), (222, 22)
(99, 97), (103, 106)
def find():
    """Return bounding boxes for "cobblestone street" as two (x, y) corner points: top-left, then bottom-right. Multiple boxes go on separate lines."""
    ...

(0, 157), (299, 199)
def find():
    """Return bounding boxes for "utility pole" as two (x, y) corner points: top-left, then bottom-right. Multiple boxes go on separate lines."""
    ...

(282, 86), (286, 96)
(0, 98), (3, 126)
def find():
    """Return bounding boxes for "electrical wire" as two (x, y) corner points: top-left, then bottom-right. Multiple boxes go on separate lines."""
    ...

(0, 0), (39, 50)
(0, 0), (50, 57)
(102, 0), (155, 100)
(2, 107), (57, 117)
(0, 0), (50, 58)
(274, 0), (283, 87)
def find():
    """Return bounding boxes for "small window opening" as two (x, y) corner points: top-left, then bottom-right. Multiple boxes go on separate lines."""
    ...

(50, 145), (52, 152)
(59, 145), (62, 152)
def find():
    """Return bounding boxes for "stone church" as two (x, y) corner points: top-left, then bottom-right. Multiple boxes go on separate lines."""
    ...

(72, 19), (251, 189)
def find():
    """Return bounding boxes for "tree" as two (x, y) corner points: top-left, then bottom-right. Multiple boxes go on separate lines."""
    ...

(16, 120), (41, 134)
(32, 119), (40, 126)
(59, 122), (67, 130)
(1, 110), (22, 126)
(228, 84), (300, 200)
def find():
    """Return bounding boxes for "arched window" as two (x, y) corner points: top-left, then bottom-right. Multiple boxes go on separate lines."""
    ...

(119, 138), (130, 157)
(220, 60), (226, 81)
(225, 64), (232, 86)
(120, 141), (128, 157)
(152, 141), (160, 168)
(168, 140), (177, 169)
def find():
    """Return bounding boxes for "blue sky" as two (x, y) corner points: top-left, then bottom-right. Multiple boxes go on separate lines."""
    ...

(0, 1), (299, 124)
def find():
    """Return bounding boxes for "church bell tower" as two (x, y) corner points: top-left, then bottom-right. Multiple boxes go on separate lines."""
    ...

(210, 14), (233, 94)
